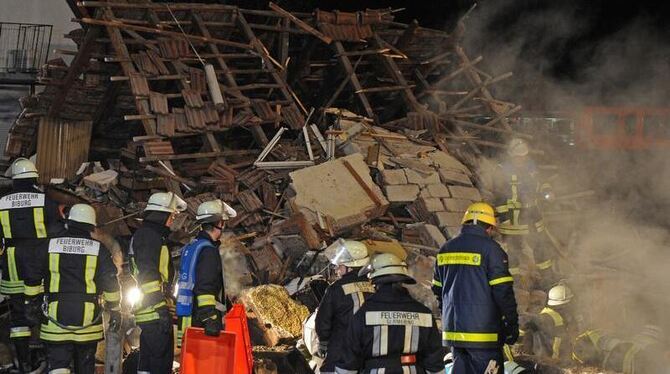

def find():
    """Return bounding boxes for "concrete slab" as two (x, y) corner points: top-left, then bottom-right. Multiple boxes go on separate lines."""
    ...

(425, 183), (451, 198)
(448, 185), (482, 201)
(381, 168), (408, 185)
(418, 197), (445, 212)
(404, 168), (441, 186)
(385, 184), (420, 203)
(438, 169), (473, 186)
(290, 153), (388, 233)
(442, 198), (473, 212)
(432, 211), (464, 228)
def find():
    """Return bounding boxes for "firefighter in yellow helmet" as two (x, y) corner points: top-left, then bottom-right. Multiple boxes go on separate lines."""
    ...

(432, 202), (518, 374)
(0, 158), (63, 372)
(129, 192), (186, 374)
(23, 204), (120, 373)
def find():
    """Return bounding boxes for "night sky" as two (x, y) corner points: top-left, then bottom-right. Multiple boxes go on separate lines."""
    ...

(158, 0), (670, 108)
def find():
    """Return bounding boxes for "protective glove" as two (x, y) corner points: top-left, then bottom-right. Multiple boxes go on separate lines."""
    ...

(108, 310), (122, 333)
(203, 317), (223, 337)
(503, 323), (520, 345)
(317, 341), (328, 358)
(25, 296), (43, 326)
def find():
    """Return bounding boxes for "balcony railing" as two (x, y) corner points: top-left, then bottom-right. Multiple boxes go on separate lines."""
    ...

(0, 22), (52, 73)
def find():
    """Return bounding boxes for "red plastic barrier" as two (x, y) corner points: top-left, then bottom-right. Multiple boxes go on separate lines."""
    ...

(180, 328), (236, 374)
(224, 304), (253, 374)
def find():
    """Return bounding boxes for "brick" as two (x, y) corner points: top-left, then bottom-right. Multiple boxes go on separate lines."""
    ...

(438, 169), (473, 186)
(425, 183), (451, 198)
(404, 168), (441, 186)
(442, 198), (472, 212)
(384, 185), (420, 203)
(381, 169), (408, 185)
(448, 186), (482, 201)
(419, 188), (432, 199)
(419, 197), (445, 213)
(432, 211), (463, 228)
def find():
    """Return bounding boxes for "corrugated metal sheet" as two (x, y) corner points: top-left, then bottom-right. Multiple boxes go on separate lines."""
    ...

(35, 117), (92, 184)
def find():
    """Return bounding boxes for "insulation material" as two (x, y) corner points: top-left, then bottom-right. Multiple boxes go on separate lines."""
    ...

(241, 285), (310, 345)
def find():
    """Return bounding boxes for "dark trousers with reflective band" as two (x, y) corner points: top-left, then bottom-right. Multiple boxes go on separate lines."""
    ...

(138, 320), (174, 374)
(451, 347), (503, 374)
(47, 342), (96, 373)
(8, 294), (33, 369)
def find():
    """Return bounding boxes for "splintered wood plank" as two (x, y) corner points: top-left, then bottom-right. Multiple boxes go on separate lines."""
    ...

(333, 41), (375, 120)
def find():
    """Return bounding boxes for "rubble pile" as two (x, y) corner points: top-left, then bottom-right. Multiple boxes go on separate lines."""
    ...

(5, 0), (527, 283)
(2, 0), (592, 371)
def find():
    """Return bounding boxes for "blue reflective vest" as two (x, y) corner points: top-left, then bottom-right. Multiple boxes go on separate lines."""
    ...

(176, 237), (215, 317)
(432, 225), (517, 349)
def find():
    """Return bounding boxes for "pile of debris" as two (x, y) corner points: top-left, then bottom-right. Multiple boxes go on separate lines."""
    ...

(4, 0), (547, 362)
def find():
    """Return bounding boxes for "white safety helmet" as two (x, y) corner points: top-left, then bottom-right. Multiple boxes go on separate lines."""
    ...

(507, 138), (529, 157)
(145, 192), (187, 214)
(11, 158), (38, 179)
(324, 238), (370, 268)
(68, 204), (97, 226)
(360, 253), (415, 283)
(547, 283), (573, 306)
(504, 361), (527, 374)
(196, 199), (237, 224)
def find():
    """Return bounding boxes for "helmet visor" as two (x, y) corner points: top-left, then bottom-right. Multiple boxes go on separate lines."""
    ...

(324, 238), (354, 266)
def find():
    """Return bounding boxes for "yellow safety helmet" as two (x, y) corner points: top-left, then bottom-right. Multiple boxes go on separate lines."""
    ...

(462, 202), (497, 227)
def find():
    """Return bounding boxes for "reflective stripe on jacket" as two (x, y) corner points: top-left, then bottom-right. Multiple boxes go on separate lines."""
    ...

(432, 225), (518, 349)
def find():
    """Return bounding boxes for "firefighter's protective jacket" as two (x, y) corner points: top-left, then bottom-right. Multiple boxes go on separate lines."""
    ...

(130, 220), (174, 324)
(0, 181), (62, 295)
(432, 224), (518, 348)
(334, 284), (446, 374)
(493, 159), (550, 236)
(176, 231), (223, 346)
(315, 270), (374, 370)
(526, 307), (575, 363)
(23, 227), (119, 342)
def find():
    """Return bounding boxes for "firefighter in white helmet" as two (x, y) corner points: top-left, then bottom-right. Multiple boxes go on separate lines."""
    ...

(24, 204), (120, 373)
(315, 239), (374, 373)
(175, 199), (236, 347)
(129, 192), (186, 374)
(0, 158), (63, 372)
(521, 282), (577, 365)
(335, 253), (446, 374)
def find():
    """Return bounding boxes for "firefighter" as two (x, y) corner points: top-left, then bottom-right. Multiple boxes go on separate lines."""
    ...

(432, 202), (519, 374)
(335, 253), (446, 374)
(0, 158), (63, 372)
(493, 138), (558, 290)
(23, 204), (120, 373)
(315, 239), (374, 374)
(522, 282), (577, 365)
(175, 199), (237, 347)
(572, 325), (667, 373)
(130, 192), (186, 374)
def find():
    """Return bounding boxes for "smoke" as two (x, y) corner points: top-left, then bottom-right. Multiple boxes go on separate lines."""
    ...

(463, 0), (670, 349)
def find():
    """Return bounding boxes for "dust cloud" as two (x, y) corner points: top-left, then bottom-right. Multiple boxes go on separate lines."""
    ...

(458, 0), (670, 361)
